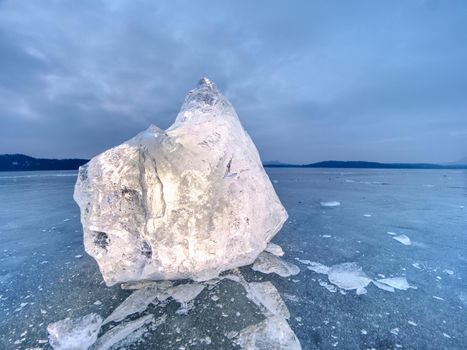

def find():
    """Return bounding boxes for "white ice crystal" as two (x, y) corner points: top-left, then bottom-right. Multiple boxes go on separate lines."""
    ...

(74, 78), (287, 286)
(47, 313), (102, 350)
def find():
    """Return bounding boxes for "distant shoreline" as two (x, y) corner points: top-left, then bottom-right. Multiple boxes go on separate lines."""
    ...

(1, 154), (466, 171)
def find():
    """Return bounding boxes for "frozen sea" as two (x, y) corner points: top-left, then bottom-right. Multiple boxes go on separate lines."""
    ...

(0, 168), (466, 349)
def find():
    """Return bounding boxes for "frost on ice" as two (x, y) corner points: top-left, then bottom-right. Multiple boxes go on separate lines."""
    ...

(252, 252), (300, 277)
(47, 313), (102, 350)
(74, 78), (288, 286)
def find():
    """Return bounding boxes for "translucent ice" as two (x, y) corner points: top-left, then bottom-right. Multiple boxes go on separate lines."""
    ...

(265, 242), (285, 257)
(93, 314), (154, 350)
(74, 78), (287, 286)
(327, 262), (372, 293)
(252, 252), (300, 277)
(248, 281), (290, 319)
(47, 313), (102, 350)
(236, 316), (302, 350)
(320, 201), (341, 208)
(376, 277), (413, 290)
(393, 234), (411, 245)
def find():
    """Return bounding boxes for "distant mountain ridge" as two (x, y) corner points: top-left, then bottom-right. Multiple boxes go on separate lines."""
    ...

(264, 160), (467, 169)
(1, 154), (466, 171)
(0, 154), (88, 171)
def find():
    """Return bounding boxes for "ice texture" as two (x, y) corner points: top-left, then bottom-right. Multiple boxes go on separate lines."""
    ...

(92, 314), (154, 350)
(265, 242), (285, 256)
(320, 201), (341, 207)
(393, 234), (411, 245)
(327, 262), (372, 294)
(376, 277), (413, 290)
(73, 78), (287, 286)
(252, 252), (300, 277)
(236, 316), (302, 350)
(103, 284), (159, 325)
(47, 313), (102, 350)
(248, 281), (290, 319)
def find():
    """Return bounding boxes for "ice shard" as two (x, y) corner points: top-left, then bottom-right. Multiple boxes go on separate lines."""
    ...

(74, 78), (288, 286)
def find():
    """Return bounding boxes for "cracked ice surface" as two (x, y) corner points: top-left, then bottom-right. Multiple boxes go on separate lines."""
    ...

(47, 313), (102, 350)
(73, 78), (287, 286)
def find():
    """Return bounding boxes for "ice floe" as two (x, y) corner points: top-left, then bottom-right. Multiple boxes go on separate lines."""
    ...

(47, 313), (102, 350)
(252, 252), (300, 277)
(236, 316), (302, 350)
(265, 242), (285, 257)
(320, 201), (341, 208)
(393, 234), (411, 245)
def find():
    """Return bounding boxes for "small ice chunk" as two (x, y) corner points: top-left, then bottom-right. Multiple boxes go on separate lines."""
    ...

(294, 259), (329, 274)
(390, 327), (399, 335)
(433, 296), (444, 301)
(322, 235), (332, 238)
(248, 281), (290, 319)
(361, 329), (368, 335)
(74, 255), (83, 259)
(412, 262), (422, 270)
(376, 277), (413, 291)
(93, 300), (102, 306)
(121, 280), (173, 290)
(443, 333), (451, 338)
(387, 231), (398, 236)
(265, 242), (284, 257)
(319, 280), (337, 293)
(408, 320), (417, 326)
(363, 214), (372, 217)
(236, 316), (301, 350)
(167, 283), (205, 303)
(393, 234), (411, 245)
(372, 280), (395, 292)
(93, 314), (154, 350)
(327, 262), (372, 293)
(443, 269), (454, 275)
(47, 313), (102, 350)
(103, 284), (161, 324)
(308, 262), (330, 274)
(320, 201), (340, 208)
(252, 252), (300, 277)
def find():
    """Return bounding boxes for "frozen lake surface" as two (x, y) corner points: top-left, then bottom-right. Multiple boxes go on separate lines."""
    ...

(0, 168), (466, 349)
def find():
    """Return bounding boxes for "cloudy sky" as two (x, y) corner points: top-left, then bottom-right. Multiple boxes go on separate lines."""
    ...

(0, 0), (466, 163)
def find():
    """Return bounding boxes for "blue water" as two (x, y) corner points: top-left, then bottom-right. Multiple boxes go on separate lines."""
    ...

(0, 169), (466, 349)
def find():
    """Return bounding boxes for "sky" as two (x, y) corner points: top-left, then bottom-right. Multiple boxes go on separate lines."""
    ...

(0, 0), (466, 164)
